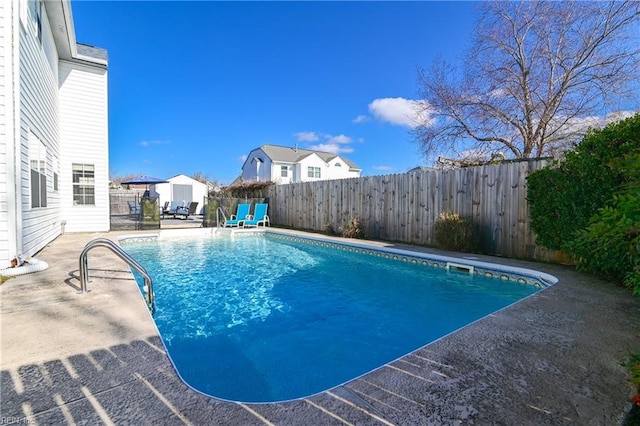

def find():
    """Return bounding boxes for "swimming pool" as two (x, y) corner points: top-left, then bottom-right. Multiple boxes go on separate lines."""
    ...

(121, 230), (551, 403)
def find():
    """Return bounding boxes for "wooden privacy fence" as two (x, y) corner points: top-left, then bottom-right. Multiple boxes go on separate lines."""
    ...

(267, 159), (556, 262)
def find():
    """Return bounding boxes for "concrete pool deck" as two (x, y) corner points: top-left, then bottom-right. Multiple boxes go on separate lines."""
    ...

(1, 229), (640, 425)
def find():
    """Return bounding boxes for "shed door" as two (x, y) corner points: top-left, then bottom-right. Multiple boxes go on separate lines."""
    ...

(172, 184), (193, 203)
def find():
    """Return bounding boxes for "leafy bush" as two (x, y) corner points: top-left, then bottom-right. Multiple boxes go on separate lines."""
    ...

(527, 114), (640, 250)
(433, 212), (479, 252)
(567, 193), (640, 293)
(322, 223), (337, 236)
(630, 353), (640, 397)
(342, 217), (366, 239)
(141, 199), (159, 222)
(565, 153), (640, 294)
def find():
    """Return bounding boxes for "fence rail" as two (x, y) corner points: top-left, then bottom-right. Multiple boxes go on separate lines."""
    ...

(267, 159), (556, 261)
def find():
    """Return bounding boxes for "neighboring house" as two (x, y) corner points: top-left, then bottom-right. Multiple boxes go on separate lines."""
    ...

(242, 144), (361, 184)
(0, 0), (108, 266)
(151, 174), (208, 214)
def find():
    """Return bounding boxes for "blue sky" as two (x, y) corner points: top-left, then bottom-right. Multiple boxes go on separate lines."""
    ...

(71, 1), (478, 184)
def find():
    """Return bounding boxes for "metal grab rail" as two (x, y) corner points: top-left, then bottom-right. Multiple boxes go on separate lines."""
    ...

(79, 238), (155, 314)
(216, 206), (228, 227)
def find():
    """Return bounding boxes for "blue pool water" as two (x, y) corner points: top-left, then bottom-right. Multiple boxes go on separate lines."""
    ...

(123, 233), (540, 403)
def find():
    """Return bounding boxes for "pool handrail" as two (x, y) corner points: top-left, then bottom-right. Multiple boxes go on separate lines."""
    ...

(79, 237), (155, 314)
(216, 206), (227, 227)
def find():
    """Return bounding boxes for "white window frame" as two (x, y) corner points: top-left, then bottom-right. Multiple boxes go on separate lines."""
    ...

(307, 166), (321, 179)
(72, 163), (95, 205)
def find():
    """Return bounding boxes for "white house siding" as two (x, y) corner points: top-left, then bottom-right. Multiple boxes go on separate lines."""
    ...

(17, 1), (62, 259)
(271, 162), (295, 184)
(327, 156), (360, 180)
(58, 61), (109, 233)
(297, 154), (329, 182)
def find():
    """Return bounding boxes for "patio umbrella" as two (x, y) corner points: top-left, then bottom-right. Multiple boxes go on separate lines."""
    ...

(121, 175), (168, 186)
(121, 175), (168, 199)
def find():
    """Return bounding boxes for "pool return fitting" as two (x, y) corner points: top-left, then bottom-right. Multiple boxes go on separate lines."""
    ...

(79, 238), (155, 314)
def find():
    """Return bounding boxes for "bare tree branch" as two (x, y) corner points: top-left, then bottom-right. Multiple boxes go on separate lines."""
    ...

(414, 0), (640, 162)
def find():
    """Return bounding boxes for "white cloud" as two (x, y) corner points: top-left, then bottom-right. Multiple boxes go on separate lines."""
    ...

(538, 110), (638, 154)
(309, 143), (354, 154)
(352, 115), (370, 124)
(140, 140), (170, 147)
(326, 134), (352, 144)
(294, 131), (320, 142)
(555, 111), (637, 135)
(368, 97), (435, 129)
(372, 165), (394, 171)
(296, 132), (357, 154)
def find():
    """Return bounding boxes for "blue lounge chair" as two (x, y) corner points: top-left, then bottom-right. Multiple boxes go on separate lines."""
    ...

(223, 203), (250, 227)
(240, 203), (270, 228)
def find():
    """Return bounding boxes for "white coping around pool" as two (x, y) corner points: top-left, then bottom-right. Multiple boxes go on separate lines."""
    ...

(118, 227), (558, 288)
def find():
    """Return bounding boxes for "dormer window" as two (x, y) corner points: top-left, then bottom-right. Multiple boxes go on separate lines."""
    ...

(335, 162), (342, 167)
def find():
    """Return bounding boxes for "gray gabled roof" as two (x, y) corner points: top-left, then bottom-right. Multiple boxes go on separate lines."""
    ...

(258, 144), (361, 170)
(77, 43), (108, 62)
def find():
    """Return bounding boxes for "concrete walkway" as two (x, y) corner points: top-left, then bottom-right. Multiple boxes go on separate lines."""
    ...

(1, 229), (639, 425)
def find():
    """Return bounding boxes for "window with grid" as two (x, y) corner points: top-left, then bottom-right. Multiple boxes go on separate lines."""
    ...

(281, 165), (288, 177)
(72, 164), (95, 205)
(307, 166), (321, 178)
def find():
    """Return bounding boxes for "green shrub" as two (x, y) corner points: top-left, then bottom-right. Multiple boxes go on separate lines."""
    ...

(565, 152), (640, 294)
(566, 193), (640, 293)
(527, 114), (640, 250)
(627, 270), (640, 296)
(526, 165), (574, 250)
(342, 217), (366, 239)
(141, 199), (159, 222)
(433, 212), (479, 252)
(322, 223), (337, 236)
(629, 353), (640, 392)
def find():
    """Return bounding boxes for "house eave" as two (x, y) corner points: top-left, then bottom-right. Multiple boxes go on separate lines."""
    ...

(44, 0), (107, 68)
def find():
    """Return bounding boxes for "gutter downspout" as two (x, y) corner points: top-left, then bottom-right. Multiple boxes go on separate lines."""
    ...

(5, 0), (22, 264)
